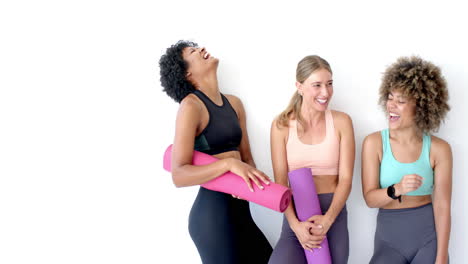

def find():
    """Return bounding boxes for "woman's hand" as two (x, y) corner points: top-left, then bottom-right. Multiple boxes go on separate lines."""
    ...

(307, 214), (334, 236)
(227, 158), (270, 192)
(394, 174), (423, 196)
(291, 220), (325, 251)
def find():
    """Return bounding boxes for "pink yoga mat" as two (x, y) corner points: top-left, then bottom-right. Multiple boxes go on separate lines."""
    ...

(163, 144), (291, 212)
(289, 167), (332, 264)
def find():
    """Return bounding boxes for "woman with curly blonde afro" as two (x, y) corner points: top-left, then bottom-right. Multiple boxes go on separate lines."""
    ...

(361, 56), (451, 264)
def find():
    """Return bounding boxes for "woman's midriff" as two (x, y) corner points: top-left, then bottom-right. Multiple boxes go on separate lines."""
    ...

(313, 174), (338, 194)
(213, 150), (241, 161)
(383, 195), (432, 209)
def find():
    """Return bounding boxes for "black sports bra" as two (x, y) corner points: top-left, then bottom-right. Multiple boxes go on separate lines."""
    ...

(193, 90), (242, 155)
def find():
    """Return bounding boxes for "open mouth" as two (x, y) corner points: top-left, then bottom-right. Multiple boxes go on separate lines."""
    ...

(316, 98), (328, 105)
(203, 52), (210, 60)
(389, 112), (400, 122)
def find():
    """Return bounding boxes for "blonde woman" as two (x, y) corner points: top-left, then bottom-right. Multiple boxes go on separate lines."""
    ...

(268, 55), (355, 264)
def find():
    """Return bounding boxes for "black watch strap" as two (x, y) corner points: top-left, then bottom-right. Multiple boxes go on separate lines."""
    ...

(387, 184), (402, 203)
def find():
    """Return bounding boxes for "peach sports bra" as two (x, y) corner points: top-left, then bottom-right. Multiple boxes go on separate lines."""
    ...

(286, 110), (340, 175)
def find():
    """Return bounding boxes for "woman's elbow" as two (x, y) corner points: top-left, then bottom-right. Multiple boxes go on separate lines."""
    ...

(338, 177), (353, 191)
(364, 199), (376, 208)
(171, 174), (183, 187)
(171, 168), (187, 188)
(363, 193), (378, 208)
(433, 199), (452, 213)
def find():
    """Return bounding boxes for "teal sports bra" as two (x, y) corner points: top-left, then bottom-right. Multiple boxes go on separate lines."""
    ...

(379, 129), (434, 196)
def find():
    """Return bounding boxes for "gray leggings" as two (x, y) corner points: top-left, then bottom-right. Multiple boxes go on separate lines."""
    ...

(370, 203), (442, 264)
(268, 193), (349, 264)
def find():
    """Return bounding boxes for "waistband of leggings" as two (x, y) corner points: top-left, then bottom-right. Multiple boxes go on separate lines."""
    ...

(378, 202), (432, 214)
(318, 192), (334, 198)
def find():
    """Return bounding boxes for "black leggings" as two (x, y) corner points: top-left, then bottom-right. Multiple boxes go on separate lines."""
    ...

(189, 187), (273, 264)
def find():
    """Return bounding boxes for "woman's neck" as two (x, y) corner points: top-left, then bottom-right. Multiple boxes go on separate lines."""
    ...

(196, 73), (221, 104)
(300, 104), (325, 128)
(389, 126), (422, 144)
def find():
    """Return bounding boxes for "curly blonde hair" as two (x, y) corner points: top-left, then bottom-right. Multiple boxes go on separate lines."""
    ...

(379, 56), (450, 133)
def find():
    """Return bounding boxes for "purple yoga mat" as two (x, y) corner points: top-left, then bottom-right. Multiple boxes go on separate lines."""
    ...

(288, 167), (332, 264)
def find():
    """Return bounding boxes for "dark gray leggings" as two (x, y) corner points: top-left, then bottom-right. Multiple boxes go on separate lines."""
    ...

(370, 203), (443, 264)
(268, 193), (349, 264)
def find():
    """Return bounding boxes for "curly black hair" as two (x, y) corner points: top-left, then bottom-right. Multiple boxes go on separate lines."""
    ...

(379, 56), (450, 133)
(159, 40), (198, 103)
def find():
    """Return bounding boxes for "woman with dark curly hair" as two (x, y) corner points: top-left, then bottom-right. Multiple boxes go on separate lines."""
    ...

(361, 56), (452, 264)
(159, 40), (273, 263)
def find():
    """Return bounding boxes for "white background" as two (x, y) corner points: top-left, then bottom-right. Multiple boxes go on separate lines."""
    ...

(1, 0), (467, 263)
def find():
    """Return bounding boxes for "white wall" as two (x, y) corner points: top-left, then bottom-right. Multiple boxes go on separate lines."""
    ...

(1, 0), (466, 263)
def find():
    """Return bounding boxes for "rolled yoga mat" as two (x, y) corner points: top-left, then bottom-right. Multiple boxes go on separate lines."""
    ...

(288, 167), (332, 264)
(163, 144), (291, 212)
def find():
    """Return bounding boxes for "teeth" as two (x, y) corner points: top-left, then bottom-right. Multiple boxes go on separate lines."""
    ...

(204, 53), (209, 59)
(316, 98), (327, 104)
(389, 112), (400, 117)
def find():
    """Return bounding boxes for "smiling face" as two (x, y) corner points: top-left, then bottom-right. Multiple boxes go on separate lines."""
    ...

(296, 68), (333, 112)
(386, 89), (417, 130)
(182, 46), (218, 86)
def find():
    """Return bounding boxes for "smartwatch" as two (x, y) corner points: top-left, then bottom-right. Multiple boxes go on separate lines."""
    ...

(387, 184), (402, 203)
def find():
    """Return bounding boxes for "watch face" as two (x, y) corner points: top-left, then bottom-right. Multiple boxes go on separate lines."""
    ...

(387, 185), (395, 198)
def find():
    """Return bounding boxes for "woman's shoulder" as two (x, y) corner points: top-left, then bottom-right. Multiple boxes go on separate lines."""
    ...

(223, 94), (245, 118)
(430, 134), (452, 157)
(179, 93), (203, 112)
(271, 116), (290, 129)
(330, 110), (353, 132)
(223, 94), (243, 110)
(224, 94), (241, 104)
(363, 131), (383, 147)
(271, 116), (291, 139)
(330, 110), (352, 123)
